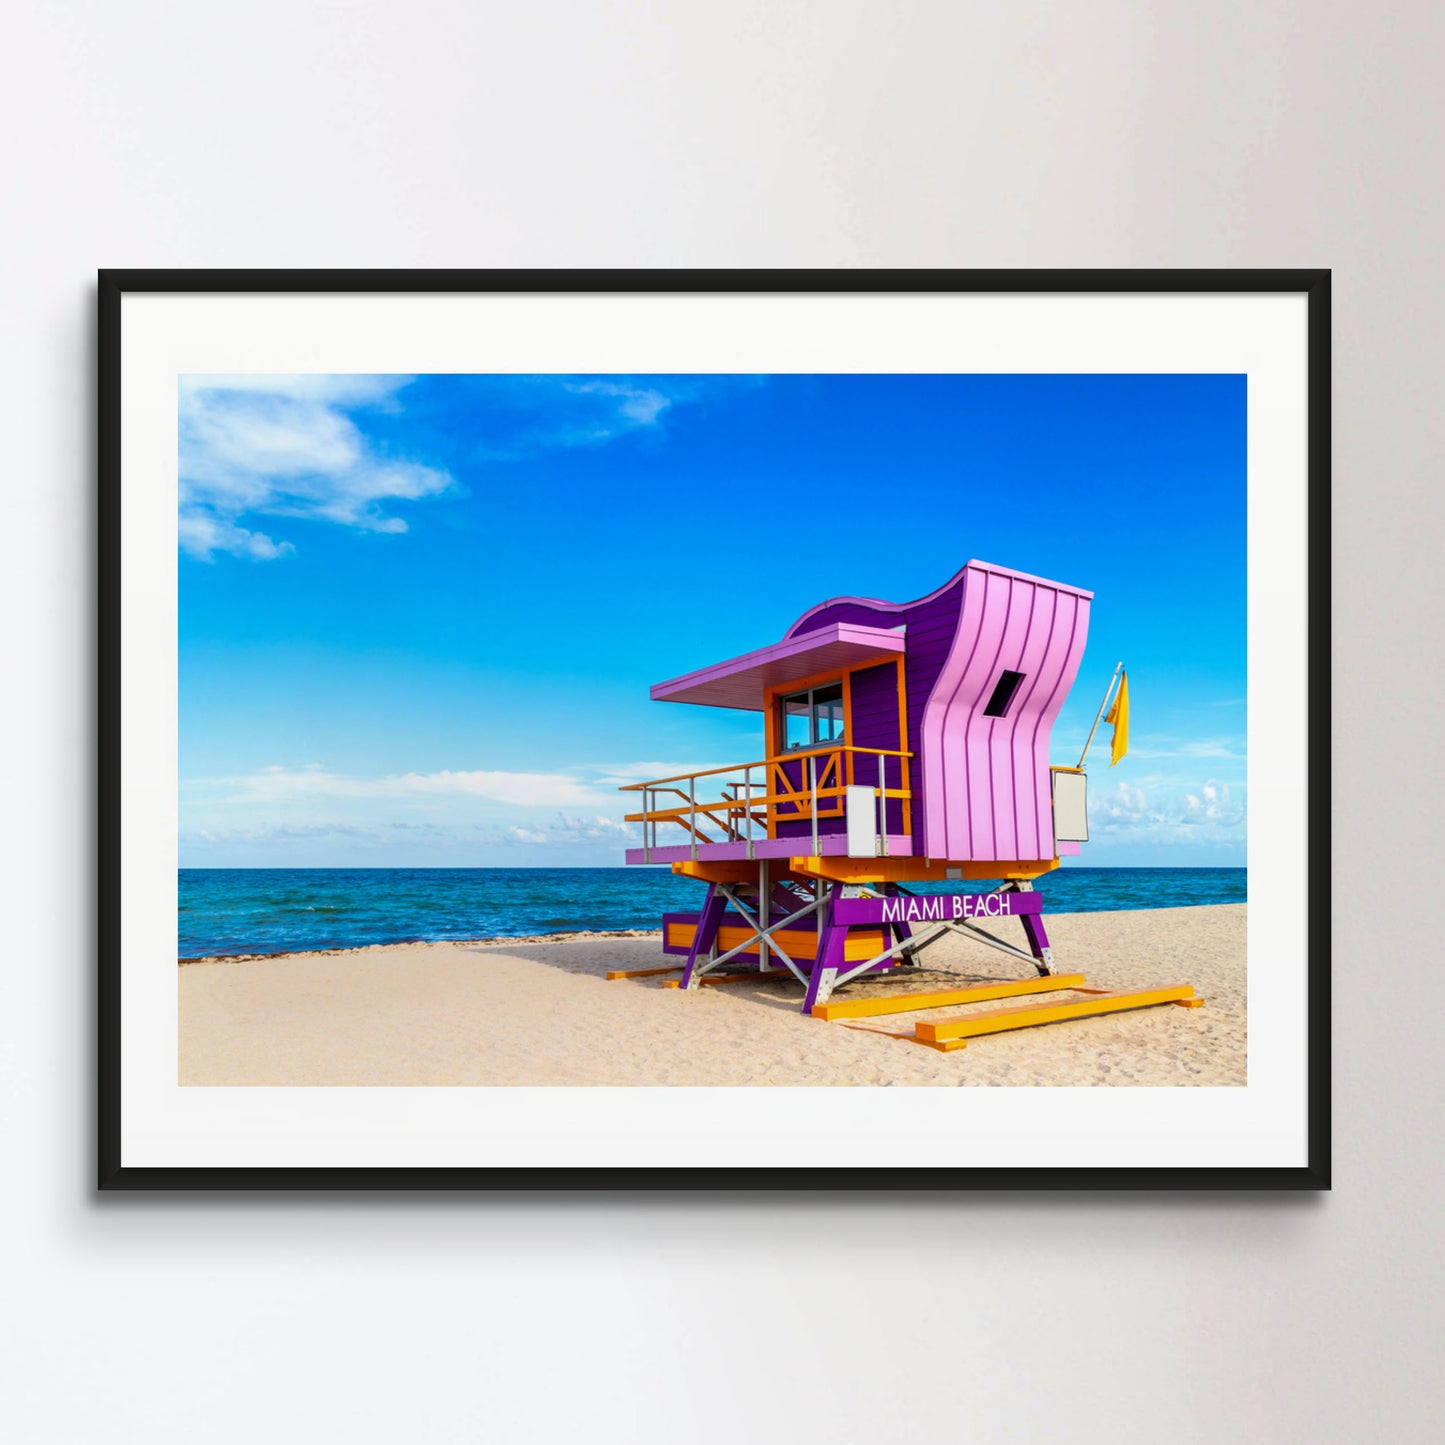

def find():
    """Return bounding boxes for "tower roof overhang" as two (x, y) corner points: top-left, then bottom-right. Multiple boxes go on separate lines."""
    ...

(649, 623), (906, 712)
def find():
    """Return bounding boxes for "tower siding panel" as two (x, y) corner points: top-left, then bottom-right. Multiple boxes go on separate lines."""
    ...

(917, 566), (1091, 861)
(848, 660), (904, 834)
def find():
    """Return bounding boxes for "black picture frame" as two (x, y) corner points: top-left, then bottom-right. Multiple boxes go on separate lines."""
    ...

(98, 268), (1330, 1191)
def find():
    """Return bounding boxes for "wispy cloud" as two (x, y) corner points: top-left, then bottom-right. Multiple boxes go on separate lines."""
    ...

(1118, 736), (1246, 761)
(180, 757), (744, 861)
(502, 814), (637, 847)
(179, 374), (453, 560)
(194, 819), (477, 848)
(468, 375), (761, 461)
(194, 764), (610, 810)
(589, 760), (741, 788)
(188, 812), (643, 855)
(1181, 778), (1245, 826)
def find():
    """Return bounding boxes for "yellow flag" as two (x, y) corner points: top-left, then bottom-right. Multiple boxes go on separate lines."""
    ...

(1106, 669), (1129, 765)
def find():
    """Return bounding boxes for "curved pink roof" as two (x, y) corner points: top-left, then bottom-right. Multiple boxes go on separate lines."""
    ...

(784, 559), (1092, 639)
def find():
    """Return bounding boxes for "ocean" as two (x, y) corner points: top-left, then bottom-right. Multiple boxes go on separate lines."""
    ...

(178, 866), (1248, 960)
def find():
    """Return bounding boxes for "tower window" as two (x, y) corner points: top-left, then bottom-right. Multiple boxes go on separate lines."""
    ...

(983, 670), (1026, 718)
(778, 681), (846, 749)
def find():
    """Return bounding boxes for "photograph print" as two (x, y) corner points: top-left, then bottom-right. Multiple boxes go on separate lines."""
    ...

(178, 371), (1244, 1085)
(101, 275), (1325, 1187)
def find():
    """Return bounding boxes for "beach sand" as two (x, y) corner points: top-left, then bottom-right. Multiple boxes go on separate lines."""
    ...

(178, 902), (1245, 1086)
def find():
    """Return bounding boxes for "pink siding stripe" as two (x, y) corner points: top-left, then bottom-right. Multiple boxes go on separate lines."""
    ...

(1026, 593), (1089, 850)
(999, 583), (1047, 858)
(922, 570), (990, 858)
(970, 578), (1020, 859)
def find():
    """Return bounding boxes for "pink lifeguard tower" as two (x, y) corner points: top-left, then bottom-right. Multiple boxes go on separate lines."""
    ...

(619, 561), (1201, 1043)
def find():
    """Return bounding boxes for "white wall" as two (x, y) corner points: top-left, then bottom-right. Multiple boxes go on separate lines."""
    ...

(4, 3), (1439, 1439)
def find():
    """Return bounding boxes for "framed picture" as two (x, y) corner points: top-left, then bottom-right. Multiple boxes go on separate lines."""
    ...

(99, 269), (1329, 1190)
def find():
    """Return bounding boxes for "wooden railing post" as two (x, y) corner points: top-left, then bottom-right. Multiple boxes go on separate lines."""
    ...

(809, 754), (819, 854)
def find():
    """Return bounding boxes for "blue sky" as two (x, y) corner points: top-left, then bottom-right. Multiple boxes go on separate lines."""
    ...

(179, 373), (1246, 868)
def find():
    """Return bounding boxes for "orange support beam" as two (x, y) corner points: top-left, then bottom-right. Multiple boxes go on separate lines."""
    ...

(787, 856), (1060, 885)
(670, 859), (804, 885)
(663, 921), (889, 964)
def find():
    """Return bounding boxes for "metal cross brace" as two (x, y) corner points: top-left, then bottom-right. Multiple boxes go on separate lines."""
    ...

(825, 881), (1053, 991)
(700, 884), (823, 987)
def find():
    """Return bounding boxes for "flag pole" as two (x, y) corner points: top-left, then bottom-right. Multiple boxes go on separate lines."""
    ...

(1077, 661), (1124, 770)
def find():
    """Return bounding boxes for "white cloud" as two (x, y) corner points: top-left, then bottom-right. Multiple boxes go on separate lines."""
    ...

(186, 809), (646, 856)
(180, 375), (405, 405)
(177, 512), (294, 561)
(590, 760), (740, 788)
(207, 765), (608, 810)
(563, 379), (671, 427)
(1085, 776), (1246, 846)
(503, 814), (637, 846)
(1091, 780), (1155, 824)
(471, 375), (763, 459)
(178, 374), (765, 560)
(181, 757), (747, 861)
(1123, 736), (1245, 761)
(179, 374), (453, 559)
(186, 819), (463, 849)
(1182, 778), (1245, 826)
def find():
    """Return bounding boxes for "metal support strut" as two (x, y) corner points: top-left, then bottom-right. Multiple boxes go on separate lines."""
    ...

(801, 879), (1061, 1011)
(674, 866), (1062, 1014)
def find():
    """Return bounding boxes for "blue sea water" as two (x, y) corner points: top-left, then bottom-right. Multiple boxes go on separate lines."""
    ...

(178, 867), (1247, 960)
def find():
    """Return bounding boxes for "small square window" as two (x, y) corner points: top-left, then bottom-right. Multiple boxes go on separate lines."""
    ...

(779, 682), (847, 749)
(982, 670), (1026, 718)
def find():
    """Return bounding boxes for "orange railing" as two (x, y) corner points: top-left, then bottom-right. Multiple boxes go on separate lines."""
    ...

(620, 744), (912, 861)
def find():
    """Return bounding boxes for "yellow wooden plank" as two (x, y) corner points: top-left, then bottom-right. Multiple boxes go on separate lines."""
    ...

(604, 965), (682, 981)
(811, 973), (1086, 1021)
(915, 984), (1197, 1042)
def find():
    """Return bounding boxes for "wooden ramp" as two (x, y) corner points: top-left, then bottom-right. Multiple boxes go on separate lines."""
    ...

(813, 975), (1202, 1050)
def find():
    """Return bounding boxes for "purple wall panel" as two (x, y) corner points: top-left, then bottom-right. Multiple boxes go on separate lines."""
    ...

(786, 600), (899, 637)
(848, 660), (904, 833)
(776, 752), (845, 838)
(900, 579), (965, 846)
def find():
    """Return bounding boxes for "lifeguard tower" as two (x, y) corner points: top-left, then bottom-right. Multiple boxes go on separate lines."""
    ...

(618, 561), (1200, 1047)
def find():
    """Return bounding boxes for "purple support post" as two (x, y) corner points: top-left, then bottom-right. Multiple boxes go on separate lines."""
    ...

(1019, 906), (1053, 978)
(801, 885), (845, 1014)
(885, 884), (914, 963)
(679, 884), (726, 990)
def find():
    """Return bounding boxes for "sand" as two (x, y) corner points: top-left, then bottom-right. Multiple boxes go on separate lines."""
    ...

(178, 903), (1245, 1087)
